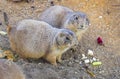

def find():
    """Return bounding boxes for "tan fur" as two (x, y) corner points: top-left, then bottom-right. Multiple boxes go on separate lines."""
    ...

(0, 59), (25, 79)
(7, 19), (78, 65)
(7, 25), (12, 34)
(39, 5), (90, 40)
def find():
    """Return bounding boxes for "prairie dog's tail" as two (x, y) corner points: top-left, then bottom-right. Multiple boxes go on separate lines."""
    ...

(3, 12), (11, 34)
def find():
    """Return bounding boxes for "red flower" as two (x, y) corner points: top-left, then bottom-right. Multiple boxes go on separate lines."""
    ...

(97, 37), (104, 45)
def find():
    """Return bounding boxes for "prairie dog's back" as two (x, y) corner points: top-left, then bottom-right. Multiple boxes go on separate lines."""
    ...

(0, 59), (25, 79)
(16, 20), (57, 49)
(9, 20), (58, 58)
(39, 5), (73, 28)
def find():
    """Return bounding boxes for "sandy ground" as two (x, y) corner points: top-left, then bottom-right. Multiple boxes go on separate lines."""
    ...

(0, 0), (120, 79)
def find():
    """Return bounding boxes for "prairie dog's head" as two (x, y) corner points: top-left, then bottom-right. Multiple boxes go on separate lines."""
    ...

(65, 12), (90, 32)
(55, 29), (78, 49)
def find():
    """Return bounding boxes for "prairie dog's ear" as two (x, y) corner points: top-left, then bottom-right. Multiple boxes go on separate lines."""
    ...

(55, 32), (65, 46)
(72, 14), (78, 20)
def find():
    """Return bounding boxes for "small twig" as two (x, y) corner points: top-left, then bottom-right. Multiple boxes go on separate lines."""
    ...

(86, 69), (96, 78)
(82, 65), (96, 78)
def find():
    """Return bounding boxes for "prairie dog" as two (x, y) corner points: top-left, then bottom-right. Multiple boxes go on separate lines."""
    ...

(0, 59), (25, 79)
(7, 19), (78, 65)
(39, 5), (90, 40)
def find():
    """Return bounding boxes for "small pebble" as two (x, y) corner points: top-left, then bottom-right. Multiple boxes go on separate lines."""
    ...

(0, 31), (7, 36)
(84, 59), (90, 64)
(99, 70), (104, 74)
(92, 57), (97, 61)
(89, 23), (91, 26)
(88, 49), (94, 56)
(58, 66), (64, 69)
(81, 54), (87, 60)
(99, 16), (103, 19)
(67, 61), (72, 66)
(79, 61), (82, 65)
(75, 71), (78, 74)
(82, 54), (85, 57)
(89, 59), (93, 63)
(38, 63), (41, 65)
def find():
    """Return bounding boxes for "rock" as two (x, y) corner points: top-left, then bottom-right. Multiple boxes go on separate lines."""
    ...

(84, 59), (90, 64)
(79, 61), (82, 65)
(89, 59), (93, 63)
(38, 63), (41, 65)
(74, 71), (78, 74)
(99, 16), (103, 18)
(67, 61), (72, 66)
(81, 54), (87, 60)
(99, 70), (105, 74)
(92, 57), (97, 61)
(87, 49), (94, 56)
(0, 31), (7, 36)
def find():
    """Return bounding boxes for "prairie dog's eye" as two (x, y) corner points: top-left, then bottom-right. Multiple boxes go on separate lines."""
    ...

(66, 37), (70, 41)
(65, 36), (71, 44)
(75, 17), (78, 20)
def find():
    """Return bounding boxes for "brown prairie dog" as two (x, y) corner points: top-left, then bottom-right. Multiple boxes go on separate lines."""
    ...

(39, 5), (90, 40)
(0, 59), (25, 79)
(7, 19), (78, 65)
